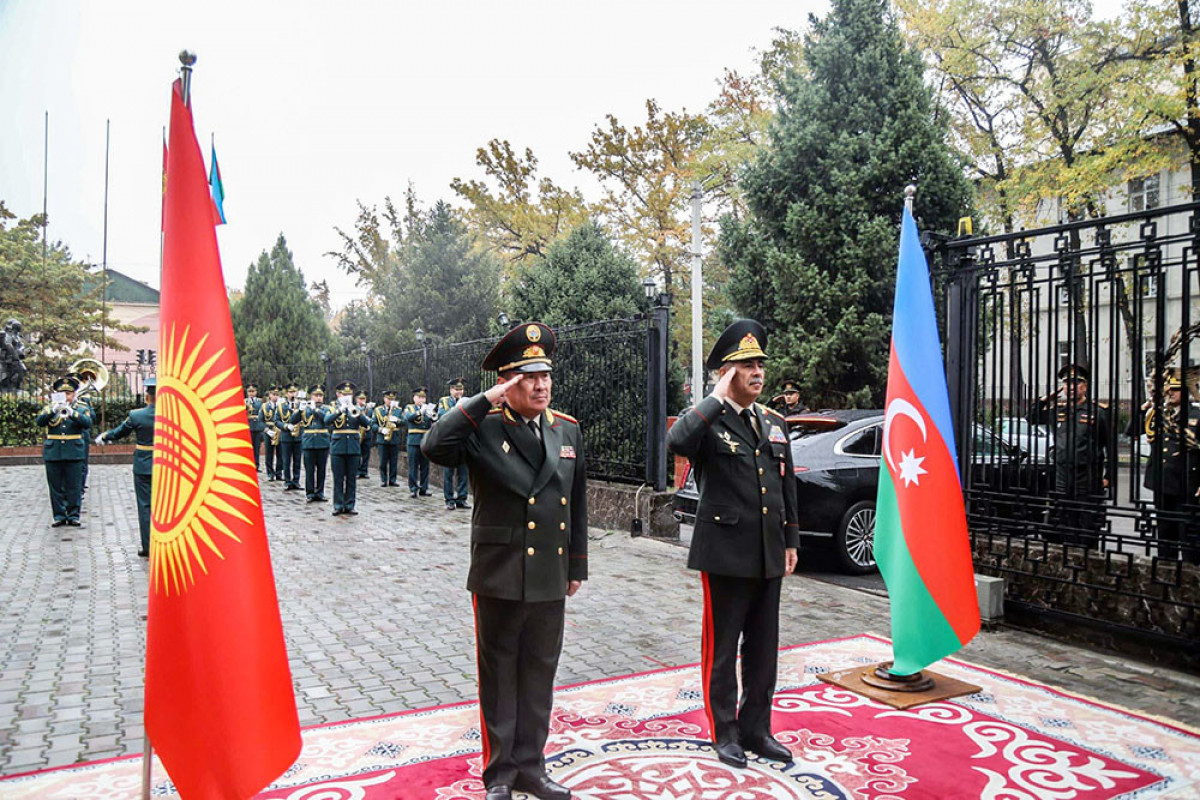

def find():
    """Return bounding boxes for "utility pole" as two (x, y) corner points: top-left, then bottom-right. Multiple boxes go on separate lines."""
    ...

(690, 181), (703, 405)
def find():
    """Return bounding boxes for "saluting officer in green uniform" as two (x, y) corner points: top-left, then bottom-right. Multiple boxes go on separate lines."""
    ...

(291, 384), (331, 502)
(36, 376), (93, 527)
(326, 381), (368, 515)
(97, 376), (156, 557)
(355, 390), (373, 479)
(1032, 363), (1111, 547)
(260, 385), (283, 481)
(245, 383), (265, 473)
(770, 379), (808, 417)
(438, 377), (471, 510)
(423, 322), (588, 800)
(373, 390), (404, 486)
(404, 387), (435, 498)
(278, 382), (303, 490)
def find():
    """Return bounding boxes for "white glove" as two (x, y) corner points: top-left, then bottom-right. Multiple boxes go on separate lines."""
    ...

(94, 435), (105, 445)
(423, 403), (436, 416)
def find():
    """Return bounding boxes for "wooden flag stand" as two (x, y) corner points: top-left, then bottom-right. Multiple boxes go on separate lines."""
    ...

(817, 661), (981, 711)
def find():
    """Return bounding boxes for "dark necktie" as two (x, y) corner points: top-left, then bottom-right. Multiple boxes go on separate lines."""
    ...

(528, 418), (542, 442)
(741, 408), (758, 439)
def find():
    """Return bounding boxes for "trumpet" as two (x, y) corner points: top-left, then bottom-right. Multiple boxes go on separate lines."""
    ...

(347, 405), (362, 419)
(54, 402), (73, 419)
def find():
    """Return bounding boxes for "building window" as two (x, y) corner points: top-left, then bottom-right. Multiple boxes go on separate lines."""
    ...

(1128, 174), (1160, 212)
(1058, 342), (1072, 368)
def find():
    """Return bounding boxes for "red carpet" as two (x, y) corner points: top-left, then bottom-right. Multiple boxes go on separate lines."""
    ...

(4, 634), (1198, 798)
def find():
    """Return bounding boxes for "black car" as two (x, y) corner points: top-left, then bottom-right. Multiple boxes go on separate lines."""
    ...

(673, 409), (1029, 575)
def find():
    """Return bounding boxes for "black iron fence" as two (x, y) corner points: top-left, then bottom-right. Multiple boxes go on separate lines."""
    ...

(934, 200), (1199, 654)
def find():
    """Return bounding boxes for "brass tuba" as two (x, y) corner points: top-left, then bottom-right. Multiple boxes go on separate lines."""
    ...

(70, 358), (109, 400)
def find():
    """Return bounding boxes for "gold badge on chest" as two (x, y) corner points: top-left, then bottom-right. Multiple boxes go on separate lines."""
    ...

(719, 430), (740, 454)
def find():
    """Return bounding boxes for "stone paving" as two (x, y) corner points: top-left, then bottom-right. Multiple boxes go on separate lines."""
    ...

(2, 463), (1199, 778)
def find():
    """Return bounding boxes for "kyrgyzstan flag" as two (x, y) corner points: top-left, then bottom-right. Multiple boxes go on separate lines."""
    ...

(147, 77), (301, 798)
(873, 207), (980, 676)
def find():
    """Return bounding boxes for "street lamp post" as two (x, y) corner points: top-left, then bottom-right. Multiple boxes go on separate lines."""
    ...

(361, 341), (373, 398)
(416, 327), (429, 390)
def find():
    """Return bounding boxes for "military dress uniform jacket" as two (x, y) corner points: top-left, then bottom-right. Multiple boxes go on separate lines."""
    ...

(291, 406), (331, 450)
(667, 395), (799, 578)
(36, 403), (93, 460)
(324, 406), (367, 454)
(277, 400), (301, 444)
(1032, 397), (1111, 491)
(372, 406), (404, 446)
(422, 392), (588, 602)
(1141, 403), (1200, 497)
(260, 401), (282, 440)
(103, 405), (156, 475)
(403, 403), (435, 446)
(247, 397), (265, 433)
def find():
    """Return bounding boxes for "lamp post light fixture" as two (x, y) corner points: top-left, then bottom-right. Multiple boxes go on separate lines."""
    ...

(497, 312), (510, 329)
(643, 277), (656, 303)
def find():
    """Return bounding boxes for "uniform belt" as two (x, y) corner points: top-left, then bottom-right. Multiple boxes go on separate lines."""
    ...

(303, 429), (329, 434)
(135, 444), (155, 451)
(409, 428), (429, 433)
(47, 434), (82, 441)
(332, 430), (359, 435)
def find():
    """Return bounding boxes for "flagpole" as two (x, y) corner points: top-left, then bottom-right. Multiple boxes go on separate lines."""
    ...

(179, 49), (196, 107)
(141, 736), (152, 798)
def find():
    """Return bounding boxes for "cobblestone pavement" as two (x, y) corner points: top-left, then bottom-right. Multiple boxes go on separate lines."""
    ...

(2, 464), (1198, 777)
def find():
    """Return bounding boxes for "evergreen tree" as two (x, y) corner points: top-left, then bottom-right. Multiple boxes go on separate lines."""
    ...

(507, 220), (644, 327)
(719, 0), (970, 407)
(231, 234), (332, 387)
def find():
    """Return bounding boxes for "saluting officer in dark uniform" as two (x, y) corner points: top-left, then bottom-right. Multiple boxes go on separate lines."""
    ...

(1140, 375), (1200, 563)
(373, 390), (404, 486)
(1031, 364), (1111, 547)
(438, 377), (471, 510)
(292, 385), (331, 502)
(404, 386), (435, 497)
(666, 319), (799, 770)
(245, 383), (265, 472)
(37, 376), (93, 527)
(261, 385), (283, 481)
(355, 390), (373, 479)
(326, 381), (368, 515)
(423, 322), (588, 800)
(97, 376), (156, 557)
(278, 382), (303, 491)
(771, 379), (808, 417)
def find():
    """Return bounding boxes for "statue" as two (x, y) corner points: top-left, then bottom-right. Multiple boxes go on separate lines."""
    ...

(0, 319), (28, 391)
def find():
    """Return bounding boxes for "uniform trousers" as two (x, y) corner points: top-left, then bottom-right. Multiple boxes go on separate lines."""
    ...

(473, 595), (564, 788)
(1158, 492), (1200, 564)
(45, 460), (84, 523)
(443, 464), (469, 504)
(251, 430), (264, 471)
(358, 437), (372, 478)
(407, 443), (430, 493)
(281, 441), (302, 488)
(264, 439), (280, 479)
(303, 448), (328, 499)
(134, 473), (152, 552)
(330, 453), (360, 512)
(700, 573), (782, 745)
(378, 443), (401, 485)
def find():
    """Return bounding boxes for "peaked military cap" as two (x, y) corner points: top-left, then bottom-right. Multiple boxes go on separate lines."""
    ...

(144, 376), (157, 390)
(483, 322), (555, 374)
(308, 384), (325, 396)
(1167, 374), (1184, 390)
(53, 376), (80, 392)
(355, 389), (369, 400)
(335, 381), (356, 394)
(382, 389), (397, 399)
(268, 384), (281, 393)
(447, 377), (466, 389)
(285, 382), (300, 392)
(780, 380), (800, 393)
(245, 383), (258, 392)
(706, 319), (768, 371)
(1057, 363), (1089, 383)
(413, 386), (427, 397)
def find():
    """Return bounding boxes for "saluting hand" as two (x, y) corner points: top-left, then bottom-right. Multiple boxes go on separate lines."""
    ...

(485, 373), (525, 406)
(711, 367), (736, 402)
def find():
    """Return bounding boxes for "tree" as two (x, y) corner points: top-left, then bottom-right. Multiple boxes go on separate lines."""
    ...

(507, 221), (645, 327)
(0, 202), (138, 381)
(451, 140), (590, 266)
(720, 0), (972, 408)
(231, 234), (332, 386)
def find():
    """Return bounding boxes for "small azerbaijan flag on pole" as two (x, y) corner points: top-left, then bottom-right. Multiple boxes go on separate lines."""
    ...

(874, 205), (980, 676)
(209, 143), (226, 225)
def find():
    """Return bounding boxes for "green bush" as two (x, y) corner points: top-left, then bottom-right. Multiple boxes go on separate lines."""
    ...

(0, 395), (141, 447)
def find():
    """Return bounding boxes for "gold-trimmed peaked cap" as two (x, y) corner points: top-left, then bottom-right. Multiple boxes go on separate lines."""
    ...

(1057, 363), (1089, 383)
(483, 322), (555, 374)
(336, 381), (356, 395)
(706, 319), (768, 371)
(52, 375), (80, 392)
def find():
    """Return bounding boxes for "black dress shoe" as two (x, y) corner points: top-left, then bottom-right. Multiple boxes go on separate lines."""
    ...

(51, 520), (66, 528)
(332, 509), (343, 516)
(741, 733), (794, 763)
(446, 501), (457, 510)
(388, 481), (400, 487)
(485, 786), (512, 800)
(316, 495), (328, 502)
(137, 549), (149, 558)
(714, 740), (747, 769)
(345, 509), (358, 515)
(512, 773), (571, 800)
(410, 489), (418, 498)
(66, 520), (81, 527)
(456, 501), (471, 509)
(419, 490), (431, 496)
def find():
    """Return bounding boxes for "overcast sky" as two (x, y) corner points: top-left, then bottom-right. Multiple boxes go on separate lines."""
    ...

(1, 0), (1126, 310)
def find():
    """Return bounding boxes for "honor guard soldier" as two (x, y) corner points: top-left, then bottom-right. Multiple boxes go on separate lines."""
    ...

(1139, 374), (1200, 563)
(1031, 364), (1111, 547)
(278, 382), (303, 490)
(326, 381), (368, 515)
(423, 322), (587, 800)
(67, 370), (96, 495)
(37, 376), (93, 527)
(97, 377), (156, 556)
(245, 383), (265, 472)
(771, 379), (808, 416)
(666, 319), (799, 770)
(355, 390), (373, 479)
(403, 386), (435, 497)
(261, 385), (283, 481)
(291, 384), (331, 502)
(373, 390), (404, 486)
(438, 377), (471, 510)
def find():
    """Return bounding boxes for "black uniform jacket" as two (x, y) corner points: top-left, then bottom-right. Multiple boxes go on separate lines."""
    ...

(667, 395), (799, 579)
(423, 391), (588, 603)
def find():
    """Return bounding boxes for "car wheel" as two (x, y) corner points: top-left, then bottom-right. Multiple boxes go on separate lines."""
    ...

(835, 500), (877, 575)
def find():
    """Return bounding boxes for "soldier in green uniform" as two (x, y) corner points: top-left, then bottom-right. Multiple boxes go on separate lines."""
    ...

(355, 389), (373, 479)
(373, 390), (404, 486)
(1032, 364), (1111, 547)
(36, 376), (93, 527)
(1138, 375), (1200, 563)
(97, 376), (156, 556)
(325, 381), (368, 515)
(438, 377), (471, 510)
(245, 383), (265, 473)
(770, 379), (808, 416)
(403, 386), (435, 498)
(66, 370), (96, 496)
(278, 382), (303, 490)
(260, 385), (283, 481)
(666, 319), (799, 770)
(291, 385), (331, 502)
(423, 322), (587, 800)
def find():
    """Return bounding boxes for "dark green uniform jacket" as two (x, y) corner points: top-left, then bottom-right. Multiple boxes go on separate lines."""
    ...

(36, 402), (93, 460)
(292, 405), (331, 450)
(422, 392), (588, 602)
(403, 403), (435, 446)
(103, 404), (156, 475)
(246, 397), (265, 433)
(324, 406), (368, 454)
(372, 405), (404, 446)
(277, 399), (302, 444)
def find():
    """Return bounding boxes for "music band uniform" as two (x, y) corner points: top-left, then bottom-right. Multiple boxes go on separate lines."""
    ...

(439, 378), (471, 510)
(1139, 375), (1200, 563)
(278, 384), (303, 490)
(292, 385), (330, 501)
(99, 377), (156, 555)
(326, 382), (367, 515)
(423, 322), (587, 800)
(245, 384), (265, 472)
(404, 388), (434, 497)
(37, 376), (93, 527)
(373, 391), (404, 486)
(260, 386), (283, 481)
(356, 390), (373, 479)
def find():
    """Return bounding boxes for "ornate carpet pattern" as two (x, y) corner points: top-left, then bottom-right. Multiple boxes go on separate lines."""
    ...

(3, 634), (1197, 798)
